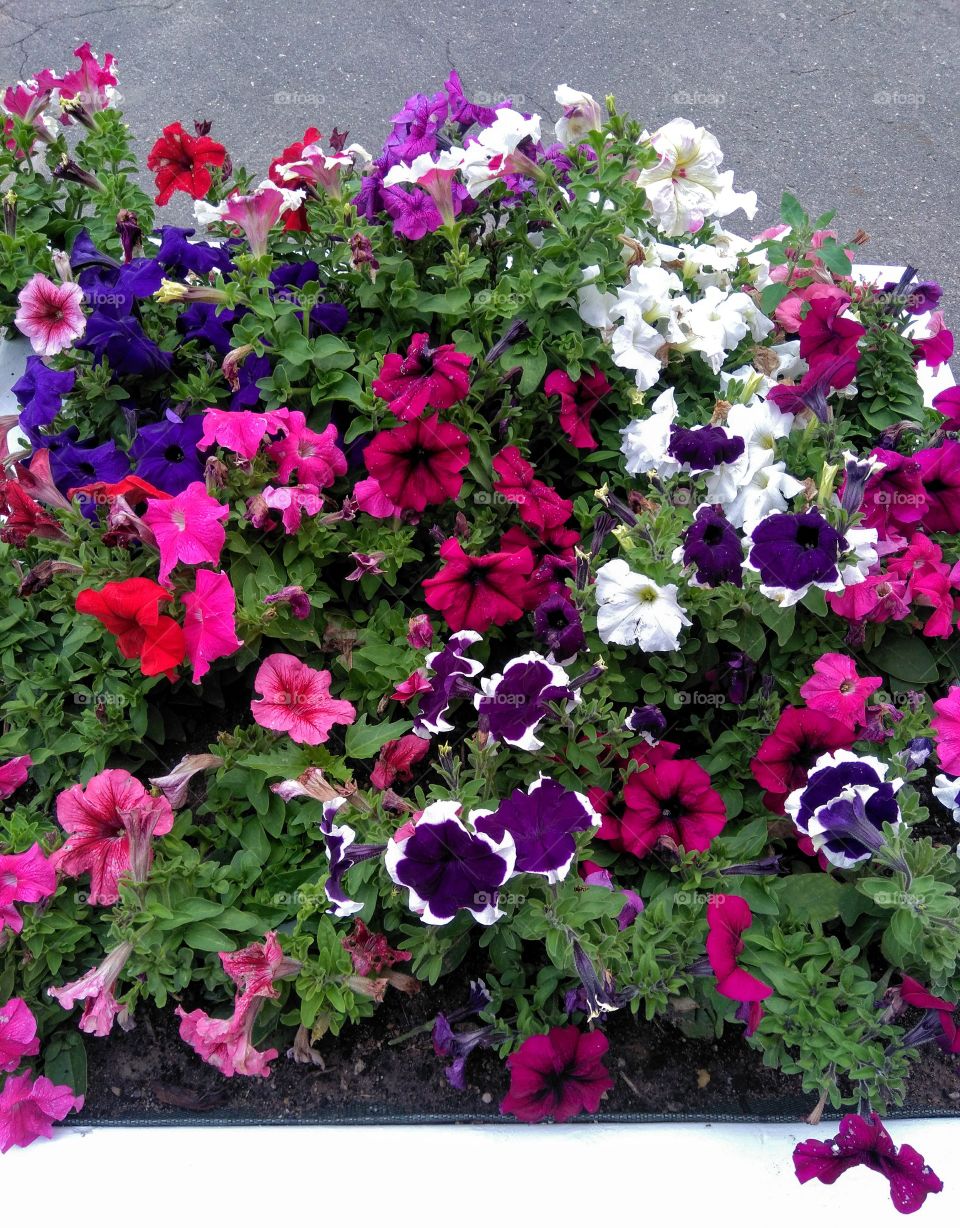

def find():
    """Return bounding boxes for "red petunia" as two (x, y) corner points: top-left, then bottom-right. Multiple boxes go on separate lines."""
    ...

(615, 754), (726, 857)
(544, 364), (610, 448)
(75, 577), (185, 680)
(147, 121), (227, 206)
(370, 733), (431, 790)
(268, 127), (321, 231)
(500, 1025), (613, 1123)
(491, 446), (574, 534)
(750, 706), (855, 813)
(706, 894), (773, 1030)
(0, 478), (67, 546)
(363, 414), (470, 512)
(423, 538), (535, 632)
(372, 333), (472, 421)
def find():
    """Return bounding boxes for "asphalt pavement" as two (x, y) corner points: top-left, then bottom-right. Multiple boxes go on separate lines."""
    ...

(1, 0), (958, 293)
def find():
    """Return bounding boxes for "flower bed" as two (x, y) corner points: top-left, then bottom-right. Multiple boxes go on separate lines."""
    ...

(2, 43), (960, 1213)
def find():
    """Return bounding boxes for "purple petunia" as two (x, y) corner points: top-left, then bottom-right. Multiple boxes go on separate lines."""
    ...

(12, 357), (76, 433)
(412, 631), (484, 737)
(745, 509), (844, 605)
(154, 225), (236, 279)
(680, 504), (744, 587)
(319, 798), (385, 917)
(668, 424), (744, 472)
(385, 800), (515, 926)
(475, 652), (576, 751)
(130, 410), (205, 493)
(533, 591), (586, 661)
(51, 437), (129, 491)
(624, 704), (667, 740)
(784, 750), (903, 869)
(474, 777), (600, 883)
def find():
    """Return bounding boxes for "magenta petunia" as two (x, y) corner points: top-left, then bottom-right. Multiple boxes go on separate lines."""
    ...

(175, 996), (278, 1078)
(932, 686), (960, 775)
(181, 569), (243, 684)
(0, 998), (40, 1072)
(15, 273), (86, 356)
(198, 407), (289, 459)
(0, 1071), (84, 1154)
(491, 446), (574, 534)
(706, 894), (773, 1025)
(265, 411), (347, 489)
(0, 754), (32, 800)
(0, 844), (57, 935)
(799, 653), (882, 727)
(143, 481), (229, 584)
(500, 1026), (613, 1123)
(363, 414), (470, 512)
(423, 538), (534, 632)
(251, 652), (356, 745)
(544, 364), (610, 448)
(372, 333), (472, 421)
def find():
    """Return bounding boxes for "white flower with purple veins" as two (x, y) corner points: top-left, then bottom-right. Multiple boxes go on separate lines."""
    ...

(554, 84), (602, 144)
(319, 798), (385, 917)
(412, 631), (484, 737)
(785, 750), (903, 869)
(385, 800), (516, 926)
(473, 777), (601, 884)
(475, 652), (577, 752)
(457, 107), (542, 197)
(594, 559), (691, 650)
(635, 119), (757, 237)
(620, 387), (681, 477)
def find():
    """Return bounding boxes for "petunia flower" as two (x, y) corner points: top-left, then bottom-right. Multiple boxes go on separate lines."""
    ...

(372, 332), (472, 421)
(554, 84), (602, 144)
(0, 480), (68, 547)
(131, 411), (205, 494)
(260, 484), (324, 534)
(678, 504), (744, 588)
(532, 590), (587, 661)
(175, 995), (278, 1079)
(614, 755), (727, 857)
(363, 414), (470, 512)
(198, 407), (288, 460)
(40, 41), (118, 120)
(475, 777), (600, 883)
(492, 446), (574, 534)
(147, 120), (227, 205)
(385, 799), (516, 926)
(149, 752), (224, 807)
(0, 1071), (84, 1154)
(220, 932), (300, 1000)
(14, 274), (86, 356)
(475, 653), (576, 751)
(11, 356), (75, 432)
(411, 630), (484, 736)
(353, 476), (400, 519)
(370, 734), (431, 790)
(799, 653), (882, 727)
(0, 845), (56, 935)
(75, 577), (185, 681)
(500, 1026), (613, 1123)
(48, 941), (134, 1037)
(0, 998), (40, 1072)
(195, 181), (305, 257)
(181, 569), (243, 684)
(931, 686), (960, 776)
(342, 919), (413, 978)
(456, 107), (543, 197)
(751, 706), (856, 814)
(423, 538), (534, 633)
(251, 652), (356, 745)
(594, 559), (691, 650)
(53, 769), (174, 905)
(142, 481), (229, 584)
(265, 411), (347, 488)
(544, 364), (609, 449)
(746, 509), (877, 608)
(916, 441), (960, 536)
(793, 1113), (943, 1214)
(705, 894), (772, 1031)
(263, 585), (311, 621)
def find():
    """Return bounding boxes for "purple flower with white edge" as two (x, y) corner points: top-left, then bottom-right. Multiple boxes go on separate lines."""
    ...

(475, 652), (575, 751)
(474, 777), (600, 883)
(745, 509), (877, 607)
(412, 631), (484, 737)
(933, 773), (960, 823)
(385, 799), (515, 926)
(319, 798), (386, 917)
(784, 750), (904, 869)
(624, 704), (667, 741)
(533, 591), (586, 662)
(668, 424), (744, 473)
(678, 504), (744, 587)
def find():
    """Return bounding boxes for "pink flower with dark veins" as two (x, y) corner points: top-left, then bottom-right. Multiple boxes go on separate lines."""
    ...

(14, 273), (86, 356)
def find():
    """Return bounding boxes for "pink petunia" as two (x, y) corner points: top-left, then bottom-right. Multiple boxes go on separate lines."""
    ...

(38, 41), (118, 117)
(261, 484), (324, 534)
(391, 668), (432, 703)
(266, 412), (347, 488)
(175, 996), (278, 1078)
(932, 686), (960, 775)
(799, 653), (882, 726)
(14, 274), (86, 356)
(198, 407), (288, 459)
(142, 481), (230, 584)
(201, 182), (305, 257)
(251, 652), (356, 745)
(220, 932), (300, 999)
(0, 754), (32, 800)
(0, 1071), (84, 1153)
(0, 998), (40, 1072)
(370, 733), (431, 790)
(181, 569), (243, 685)
(53, 769), (174, 906)
(372, 333), (472, 421)
(705, 894), (773, 1030)
(491, 446), (573, 534)
(48, 941), (134, 1037)
(0, 844), (57, 935)
(543, 365), (609, 449)
(912, 311), (954, 371)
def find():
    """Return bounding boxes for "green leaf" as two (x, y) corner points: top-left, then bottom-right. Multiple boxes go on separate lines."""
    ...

(184, 923), (237, 952)
(780, 192), (807, 230)
(344, 714), (414, 759)
(867, 635), (939, 685)
(774, 873), (846, 923)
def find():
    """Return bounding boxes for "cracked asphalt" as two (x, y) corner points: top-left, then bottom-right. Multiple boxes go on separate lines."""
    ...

(1, 0), (958, 293)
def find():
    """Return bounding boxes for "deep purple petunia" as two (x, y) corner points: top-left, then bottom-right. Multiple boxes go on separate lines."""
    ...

(412, 631), (484, 737)
(532, 591), (586, 660)
(178, 302), (240, 354)
(793, 1112), (943, 1214)
(747, 509), (844, 595)
(385, 800), (515, 926)
(474, 777), (600, 883)
(12, 357), (75, 432)
(154, 225), (236, 278)
(130, 411), (205, 493)
(230, 352), (272, 410)
(625, 704), (668, 739)
(681, 504), (744, 587)
(269, 260), (350, 335)
(317, 798), (385, 917)
(475, 653), (575, 751)
(784, 749), (902, 868)
(51, 438), (130, 491)
(668, 424), (744, 472)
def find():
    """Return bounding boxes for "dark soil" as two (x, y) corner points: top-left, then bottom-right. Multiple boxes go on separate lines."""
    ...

(77, 973), (960, 1126)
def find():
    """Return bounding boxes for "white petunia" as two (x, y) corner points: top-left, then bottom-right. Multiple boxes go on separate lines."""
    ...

(716, 461), (804, 531)
(933, 774), (960, 822)
(577, 265), (619, 330)
(458, 107), (542, 197)
(620, 387), (680, 476)
(554, 84), (603, 145)
(610, 306), (665, 389)
(594, 559), (691, 650)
